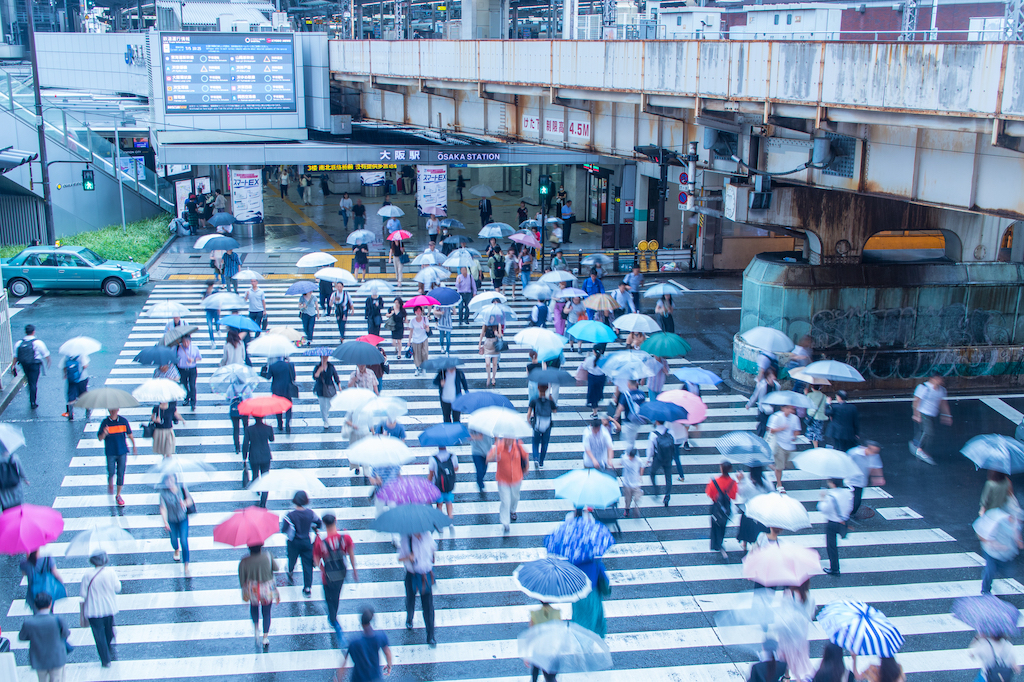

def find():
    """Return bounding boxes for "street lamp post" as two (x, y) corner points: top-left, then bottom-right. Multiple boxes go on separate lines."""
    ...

(25, 0), (56, 245)
(113, 120), (127, 234)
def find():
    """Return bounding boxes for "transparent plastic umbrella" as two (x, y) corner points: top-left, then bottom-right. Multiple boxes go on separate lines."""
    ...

(145, 456), (215, 485)
(518, 621), (613, 674)
(414, 266), (451, 284)
(209, 364), (261, 394)
(469, 291), (507, 311)
(314, 267), (358, 285)
(132, 378), (186, 404)
(232, 269), (263, 281)
(744, 492), (811, 532)
(146, 301), (191, 318)
(539, 270), (576, 284)
(791, 448), (862, 479)
(475, 303), (517, 325)
(355, 281), (394, 298)
(351, 396), (409, 428)
(644, 282), (686, 298)
(377, 205), (405, 217)
(64, 526), (136, 557)
(467, 406), (532, 439)
(479, 223), (514, 238)
(556, 287), (588, 300)
(346, 436), (416, 467)
(523, 283), (555, 301)
(331, 387), (378, 412)
(247, 468), (327, 493)
(0, 424), (25, 454)
(346, 230), (376, 245)
(444, 252), (476, 269)
(581, 254), (613, 267)
(203, 292), (247, 311)
(58, 336), (101, 357)
(802, 360), (865, 383)
(246, 335), (299, 357)
(761, 391), (813, 409)
(716, 431), (774, 467)
(613, 313), (661, 334)
(413, 251), (446, 266)
(962, 434), (1024, 474)
(470, 184), (495, 197)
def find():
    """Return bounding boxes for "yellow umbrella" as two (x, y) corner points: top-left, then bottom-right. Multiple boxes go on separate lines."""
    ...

(583, 293), (618, 312)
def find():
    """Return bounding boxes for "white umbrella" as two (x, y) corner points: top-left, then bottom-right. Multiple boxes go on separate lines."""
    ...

(247, 335), (299, 357)
(331, 387), (378, 412)
(475, 303), (517, 325)
(352, 396), (408, 427)
(523, 283), (555, 301)
(556, 288), (587, 300)
(233, 269), (264, 281)
(64, 526), (136, 557)
(314, 267), (358, 285)
(346, 436), (416, 466)
(203, 292), (247, 311)
(513, 327), (564, 349)
(444, 252), (476, 269)
(613, 313), (662, 334)
(0, 424), (25, 453)
(744, 492), (811, 532)
(355, 281), (394, 298)
(377, 205), (405, 218)
(762, 390), (813, 409)
(802, 360), (866, 383)
(132, 378), (187, 404)
(58, 336), (102, 357)
(470, 184), (495, 197)
(469, 291), (507, 311)
(539, 270), (576, 284)
(791, 448), (862, 480)
(518, 620), (613, 674)
(467, 406), (532, 439)
(267, 327), (304, 342)
(788, 367), (831, 386)
(247, 468), (328, 493)
(346, 229), (376, 245)
(296, 252), (336, 268)
(600, 350), (655, 381)
(145, 301), (191, 318)
(643, 282), (686, 298)
(740, 326), (794, 353)
(414, 266), (451, 284)
(413, 251), (445, 266)
(146, 455), (215, 485)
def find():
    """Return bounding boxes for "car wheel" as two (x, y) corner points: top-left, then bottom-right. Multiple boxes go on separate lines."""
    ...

(102, 278), (125, 297)
(8, 279), (31, 298)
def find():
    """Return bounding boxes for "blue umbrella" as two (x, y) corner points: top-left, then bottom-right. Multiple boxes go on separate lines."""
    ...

(952, 594), (1022, 638)
(817, 601), (905, 657)
(302, 346), (334, 357)
(428, 287), (460, 307)
(286, 281), (319, 296)
(673, 367), (723, 385)
(513, 558), (592, 602)
(201, 235), (239, 250)
(221, 315), (261, 333)
(961, 434), (1024, 474)
(545, 516), (615, 564)
(208, 213), (236, 227)
(451, 391), (514, 414)
(553, 469), (621, 509)
(133, 345), (177, 366)
(639, 401), (688, 423)
(418, 423), (471, 447)
(566, 320), (616, 344)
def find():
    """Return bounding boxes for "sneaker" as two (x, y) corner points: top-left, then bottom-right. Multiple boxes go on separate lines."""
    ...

(115, 495), (125, 507)
(406, 620), (413, 631)
(427, 638), (437, 648)
(510, 512), (517, 522)
(302, 588), (312, 597)
(173, 549), (181, 562)
(914, 448), (936, 465)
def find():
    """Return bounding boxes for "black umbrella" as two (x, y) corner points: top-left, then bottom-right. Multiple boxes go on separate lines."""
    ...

(528, 368), (575, 386)
(443, 235), (472, 245)
(134, 345), (178, 366)
(332, 341), (385, 366)
(371, 504), (454, 534)
(421, 356), (464, 373)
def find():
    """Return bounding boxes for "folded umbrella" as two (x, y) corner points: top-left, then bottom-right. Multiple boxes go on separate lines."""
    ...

(333, 341), (385, 366)
(741, 542), (823, 587)
(132, 378), (186, 404)
(371, 504), (454, 534)
(203, 292), (248, 311)
(296, 252), (336, 268)
(640, 332), (690, 358)
(545, 516), (615, 564)
(404, 295), (440, 309)
(761, 390), (813, 409)
(613, 313), (661, 334)
(239, 396), (293, 417)
(639, 401), (688, 423)
(314, 267), (358, 285)
(518, 620), (613, 674)
(818, 601), (905, 657)
(478, 223), (514, 238)
(467, 406), (532, 439)
(413, 251), (446, 266)
(952, 594), (1022, 638)
(744, 492), (811, 532)
(583, 293), (618, 312)
(355, 280), (393, 298)
(73, 388), (139, 411)
(802, 360), (865, 383)
(58, 336), (102, 357)
(247, 335), (299, 357)
(162, 325), (199, 347)
(510, 232), (541, 249)
(553, 469), (621, 509)
(376, 477), (441, 505)
(207, 213), (237, 228)
(556, 287), (588, 300)
(387, 229), (413, 241)
(643, 282), (686, 298)
(513, 558), (592, 603)
(791, 448), (862, 479)
(740, 326), (794, 353)
(451, 391), (513, 414)
(378, 205), (405, 217)
(347, 230), (376, 245)
(346, 435), (415, 466)
(420, 356), (464, 373)
(962, 434), (1024, 474)
(528, 368), (576, 386)
(673, 367), (723, 385)
(427, 287), (460, 306)
(213, 506), (280, 547)
(566, 321), (616, 344)
(0, 424), (25, 454)
(209, 364), (261, 394)
(64, 525), (136, 557)
(418, 423), (471, 447)
(0, 504), (64, 554)
(716, 431), (774, 466)
(247, 468), (327, 493)
(285, 281), (318, 296)
(220, 315), (262, 333)
(232, 269), (264, 281)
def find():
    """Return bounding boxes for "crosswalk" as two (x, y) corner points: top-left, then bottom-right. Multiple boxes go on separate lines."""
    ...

(5, 280), (1022, 682)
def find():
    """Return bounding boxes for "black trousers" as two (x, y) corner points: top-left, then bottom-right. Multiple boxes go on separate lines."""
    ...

(404, 572), (435, 641)
(755, 410), (770, 437)
(825, 520), (844, 572)
(531, 668), (557, 682)
(276, 408), (293, 430)
(440, 401), (461, 424)
(563, 218), (573, 242)
(287, 539), (314, 591)
(89, 615), (115, 666)
(250, 603), (272, 633)
(251, 460), (270, 506)
(178, 366), (198, 407)
(248, 311), (264, 338)
(459, 292), (472, 325)
(232, 414), (249, 453)
(710, 516), (728, 551)
(650, 459), (672, 502)
(852, 486), (864, 515)
(24, 362), (40, 407)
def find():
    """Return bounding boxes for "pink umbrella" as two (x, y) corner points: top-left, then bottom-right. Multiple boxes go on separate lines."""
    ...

(377, 476), (442, 505)
(213, 506), (280, 547)
(387, 230), (413, 241)
(422, 207), (447, 217)
(0, 504), (64, 554)
(742, 542), (823, 586)
(404, 295), (440, 308)
(657, 389), (708, 424)
(510, 232), (541, 249)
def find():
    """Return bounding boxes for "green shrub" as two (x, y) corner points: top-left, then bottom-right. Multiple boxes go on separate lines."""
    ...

(0, 214), (171, 262)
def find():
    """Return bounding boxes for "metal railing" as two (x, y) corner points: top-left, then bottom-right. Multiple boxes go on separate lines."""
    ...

(0, 69), (175, 215)
(724, 27), (1009, 41)
(0, 291), (14, 391)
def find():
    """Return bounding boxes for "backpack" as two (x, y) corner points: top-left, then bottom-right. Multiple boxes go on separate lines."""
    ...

(653, 430), (677, 465)
(531, 397), (553, 433)
(0, 456), (19, 489)
(987, 641), (1015, 682)
(531, 303), (548, 327)
(320, 535), (349, 585)
(710, 479), (732, 526)
(493, 256), (506, 280)
(16, 338), (36, 367)
(65, 356), (82, 384)
(760, 352), (780, 376)
(434, 455), (456, 493)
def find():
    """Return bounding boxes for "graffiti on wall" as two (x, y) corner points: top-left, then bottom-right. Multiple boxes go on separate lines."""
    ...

(808, 304), (1013, 351)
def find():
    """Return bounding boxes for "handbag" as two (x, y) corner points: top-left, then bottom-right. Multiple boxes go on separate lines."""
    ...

(399, 252), (410, 264)
(142, 422), (156, 439)
(183, 489), (196, 515)
(383, 316), (396, 331)
(320, 381), (338, 399)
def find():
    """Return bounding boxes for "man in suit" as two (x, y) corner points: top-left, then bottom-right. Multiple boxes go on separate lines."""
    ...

(478, 197), (492, 228)
(268, 356), (297, 434)
(243, 416), (275, 506)
(825, 389), (859, 452)
(433, 366), (468, 423)
(19, 592), (69, 681)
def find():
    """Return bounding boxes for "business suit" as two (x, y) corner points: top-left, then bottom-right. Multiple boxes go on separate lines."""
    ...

(433, 369), (468, 423)
(478, 199), (492, 227)
(243, 419), (275, 506)
(19, 611), (69, 680)
(268, 359), (296, 432)
(825, 401), (860, 451)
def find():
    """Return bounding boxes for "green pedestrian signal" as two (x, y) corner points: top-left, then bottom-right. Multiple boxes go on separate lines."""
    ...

(539, 184), (549, 195)
(82, 169), (95, 191)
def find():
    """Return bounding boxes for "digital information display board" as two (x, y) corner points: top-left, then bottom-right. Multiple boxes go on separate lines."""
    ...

(161, 33), (296, 114)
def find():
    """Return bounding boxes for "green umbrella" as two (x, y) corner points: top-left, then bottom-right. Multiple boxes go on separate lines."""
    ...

(640, 332), (691, 358)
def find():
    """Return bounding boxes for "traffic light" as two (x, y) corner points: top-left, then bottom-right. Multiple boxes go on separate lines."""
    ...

(539, 184), (549, 197)
(538, 174), (550, 197)
(82, 169), (95, 191)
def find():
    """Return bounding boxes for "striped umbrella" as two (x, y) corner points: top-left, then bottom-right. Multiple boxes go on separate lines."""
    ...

(817, 601), (905, 657)
(952, 594), (1021, 638)
(513, 558), (592, 603)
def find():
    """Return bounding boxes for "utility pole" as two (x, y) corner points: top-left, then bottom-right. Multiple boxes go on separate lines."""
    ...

(114, 120), (127, 234)
(25, 0), (56, 245)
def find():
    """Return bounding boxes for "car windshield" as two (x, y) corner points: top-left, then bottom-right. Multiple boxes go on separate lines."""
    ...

(78, 249), (105, 266)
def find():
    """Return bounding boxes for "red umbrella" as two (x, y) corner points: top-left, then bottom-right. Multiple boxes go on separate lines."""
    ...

(238, 395), (293, 417)
(387, 230), (413, 241)
(510, 232), (541, 249)
(0, 504), (64, 555)
(357, 334), (385, 345)
(213, 506), (280, 547)
(657, 390), (708, 424)
(404, 295), (440, 308)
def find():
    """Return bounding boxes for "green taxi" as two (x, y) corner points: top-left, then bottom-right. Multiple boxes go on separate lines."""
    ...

(1, 246), (149, 297)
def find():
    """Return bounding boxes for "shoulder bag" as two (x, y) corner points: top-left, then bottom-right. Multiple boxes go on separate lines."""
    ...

(710, 480), (731, 526)
(79, 567), (105, 627)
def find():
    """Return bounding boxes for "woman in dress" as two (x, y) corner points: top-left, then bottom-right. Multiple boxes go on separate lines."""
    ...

(565, 296), (586, 352)
(408, 306), (430, 376)
(552, 284), (568, 336)
(313, 355), (340, 431)
(385, 297), (406, 358)
(478, 324), (502, 387)
(238, 544), (280, 649)
(150, 401), (182, 457)
(655, 294), (674, 333)
(570, 556), (609, 637)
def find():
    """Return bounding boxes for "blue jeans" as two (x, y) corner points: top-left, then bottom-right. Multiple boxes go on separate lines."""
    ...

(340, 209), (349, 229)
(324, 580), (344, 641)
(169, 518), (189, 563)
(439, 329), (451, 354)
(472, 454), (487, 489)
(982, 551), (1014, 593)
(532, 428), (552, 465)
(521, 270), (532, 290)
(301, 313), (316, 343)
(206, 309), (220, 343)
(336, 316), (347, 340)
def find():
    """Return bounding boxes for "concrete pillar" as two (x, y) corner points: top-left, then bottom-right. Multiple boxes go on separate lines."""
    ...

(1012, 222), (1024, 263)
(461, 0), (508, 38)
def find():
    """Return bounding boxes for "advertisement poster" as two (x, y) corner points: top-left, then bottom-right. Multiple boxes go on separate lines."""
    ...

(118, 158), (146, 182)
(230, 169), (264, 223)
(194, 176), (211, 195)
(415, 166), (447, 216)
(174, 179), (193, 219)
